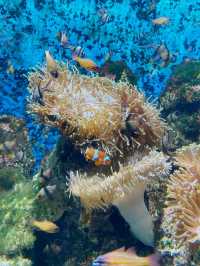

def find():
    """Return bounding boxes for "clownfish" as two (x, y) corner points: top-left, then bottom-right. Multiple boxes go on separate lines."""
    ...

(85, 147), (111, 166)
(73, 55), (100, 72)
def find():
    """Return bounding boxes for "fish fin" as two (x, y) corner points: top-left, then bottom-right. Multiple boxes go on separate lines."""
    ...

(87, 66), (100, 72)
(149, 253), (160, 266)
(94, 160), (101, 166)
(100, 247), (126, 260)
(125, 247), (136, 255)
(93, 66), (101, 73)
(114, 247), (126, 253)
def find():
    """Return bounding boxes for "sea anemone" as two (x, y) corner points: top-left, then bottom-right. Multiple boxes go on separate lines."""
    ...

(164, 143), (200, 245)
(69, 150), (171, 246)
(27, 51), (166, 155)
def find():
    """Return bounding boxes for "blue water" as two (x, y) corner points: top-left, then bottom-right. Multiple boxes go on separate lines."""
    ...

(0, 0), (200, 168)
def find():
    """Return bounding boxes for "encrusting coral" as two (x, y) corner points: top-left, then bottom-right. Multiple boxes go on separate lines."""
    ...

(161, 143), (200, 264)
(0, 256), (32, 266)
(0, 164), (65, 259)
(69, 150), (171, 247)
(0, 168), (36, 255)
(159, 61), (200, 147)
(27, 51), (166, 156)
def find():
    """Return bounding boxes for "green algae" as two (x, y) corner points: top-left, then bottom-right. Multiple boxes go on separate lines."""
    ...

(0, 163), (66, 260)
(0, 167), (24, 191)
(169, 61), (200, 85)
(0, 255), (32, 266)
(0, 173), (36, 255)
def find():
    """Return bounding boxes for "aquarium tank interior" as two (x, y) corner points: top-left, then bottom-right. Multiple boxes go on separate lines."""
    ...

(0, 0), (200, 265)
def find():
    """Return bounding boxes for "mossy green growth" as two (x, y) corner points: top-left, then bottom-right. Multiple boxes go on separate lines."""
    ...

(160, 60), (200, 146)
(0, 255), (32, 266)
(0, 178), (36, 255)
(0, 163), (67, 262)
(0, 167), (24, 191)
(101, 59), (137, 85)
(170, 61), (200, 85)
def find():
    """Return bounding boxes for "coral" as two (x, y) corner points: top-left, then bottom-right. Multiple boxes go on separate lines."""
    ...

(100, 59), (137, 84)
(0, 170), (36, 255)
(32, 172), (68, 221)
(161, 143), (200, 265)
(0, 163), (66, 259)
(69, 150), (171, 246)
(0, 256), (32, 266)
(160, 61), (200, 146)
(169, 61), (200, 85)
(0, 115), (34, 175)
(27, 52), (165, 156)
(0, 167), (24, 192)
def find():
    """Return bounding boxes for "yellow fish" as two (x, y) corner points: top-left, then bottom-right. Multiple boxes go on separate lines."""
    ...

(92, 247), (160, 266)
(6, 61), (15, 74)
(32, 220), (59, 233)
(73, 55), (99, 72)
(152, 17), (169, 25)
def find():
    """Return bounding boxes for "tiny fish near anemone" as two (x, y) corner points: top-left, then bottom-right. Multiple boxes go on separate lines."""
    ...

(60, 32), (85, 57)
(32, 220), (59, 233)
(73, 55), (100, 72)
(92, 247), (160, 266)
(85, 147), (111, 166)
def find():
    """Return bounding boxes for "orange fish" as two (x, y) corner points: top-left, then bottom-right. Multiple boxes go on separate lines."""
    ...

(32, 220), (59, 233)
(73, 55), (99, 72)
(92, 247), (160, 266)
(85, 147), (111, 166)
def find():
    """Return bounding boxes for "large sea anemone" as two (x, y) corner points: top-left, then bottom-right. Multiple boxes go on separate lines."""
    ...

(164, 143), (200, 246)
(27, 51), (166, 156)
(69, 150), (171, 246)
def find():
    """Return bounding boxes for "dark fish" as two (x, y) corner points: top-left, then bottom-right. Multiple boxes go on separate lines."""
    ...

(60, 33), (85, 57)
(70, 46), (85, 57)
(32, 86), (44, 105)
(36, 185), (57, 200)
(153, 43), (170, 67)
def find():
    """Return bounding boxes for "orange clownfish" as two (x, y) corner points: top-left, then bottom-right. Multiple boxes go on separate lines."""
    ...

(85, 147), (111, 166)
(73, 55), (99, 72)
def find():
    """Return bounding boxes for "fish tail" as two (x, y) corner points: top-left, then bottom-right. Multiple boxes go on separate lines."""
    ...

(89, 66), (100, 73)
(149, 253), (160, 266)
